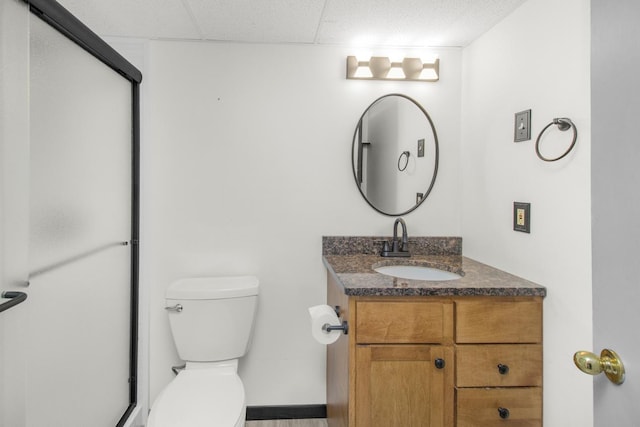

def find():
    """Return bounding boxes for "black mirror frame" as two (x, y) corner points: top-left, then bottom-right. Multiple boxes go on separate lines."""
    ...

(351, 93), (439, 216)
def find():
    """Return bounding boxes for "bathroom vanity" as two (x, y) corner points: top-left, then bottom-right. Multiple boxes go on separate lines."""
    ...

(322, 237), (546, 427)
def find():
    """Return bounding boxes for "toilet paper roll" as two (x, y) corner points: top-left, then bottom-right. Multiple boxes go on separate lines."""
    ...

(308, 304), (342, 345)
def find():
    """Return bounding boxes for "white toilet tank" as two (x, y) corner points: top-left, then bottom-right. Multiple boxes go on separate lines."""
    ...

(166, 276), (259, 362)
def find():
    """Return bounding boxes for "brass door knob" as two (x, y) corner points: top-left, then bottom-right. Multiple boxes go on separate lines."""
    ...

(573, 349), (625, 385)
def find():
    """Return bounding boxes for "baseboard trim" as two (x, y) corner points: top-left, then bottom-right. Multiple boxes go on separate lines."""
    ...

(246, 404), (327, 420)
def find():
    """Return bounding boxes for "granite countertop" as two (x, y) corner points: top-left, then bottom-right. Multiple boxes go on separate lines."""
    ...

(322, 236), (546, 297)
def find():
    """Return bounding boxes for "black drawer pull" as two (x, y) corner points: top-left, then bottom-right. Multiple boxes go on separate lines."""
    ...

(498, 407), (510, 419)
(497, 363), (510, 375)
(434, 358), (445, 369)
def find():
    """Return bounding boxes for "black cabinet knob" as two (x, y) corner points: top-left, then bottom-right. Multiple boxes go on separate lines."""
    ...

(434, 358), (445, 369)
(498, 407), (510, 419)
(497, 363), (510, 375)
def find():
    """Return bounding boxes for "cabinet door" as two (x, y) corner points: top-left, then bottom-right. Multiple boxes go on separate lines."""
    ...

(355, 345), (453, 427)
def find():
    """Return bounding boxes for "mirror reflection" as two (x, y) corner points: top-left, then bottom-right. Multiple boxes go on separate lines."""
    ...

(352, 94), (439, 216)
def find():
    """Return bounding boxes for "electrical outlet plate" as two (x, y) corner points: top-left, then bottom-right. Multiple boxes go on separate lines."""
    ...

(513, 202), (531, 233)
(514, 109), (531, 142)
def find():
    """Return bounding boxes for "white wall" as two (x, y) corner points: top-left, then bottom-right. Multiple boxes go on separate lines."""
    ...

(461, 0), (592, 425)
(144, 41), (462, 405)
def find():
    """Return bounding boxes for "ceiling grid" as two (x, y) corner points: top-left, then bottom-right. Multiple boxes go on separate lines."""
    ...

(57, 0), (527, 47)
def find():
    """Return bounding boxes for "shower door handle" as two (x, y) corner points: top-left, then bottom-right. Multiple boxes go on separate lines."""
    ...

(0, 291), (28, 314)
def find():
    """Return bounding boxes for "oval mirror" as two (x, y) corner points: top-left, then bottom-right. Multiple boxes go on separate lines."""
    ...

(352, 94), (439, 216)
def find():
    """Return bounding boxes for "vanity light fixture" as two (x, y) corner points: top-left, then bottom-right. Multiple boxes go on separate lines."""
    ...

(346, 56), (440, 82)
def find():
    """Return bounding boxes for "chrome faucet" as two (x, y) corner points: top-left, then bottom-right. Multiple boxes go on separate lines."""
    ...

(380, 218), (411, 257)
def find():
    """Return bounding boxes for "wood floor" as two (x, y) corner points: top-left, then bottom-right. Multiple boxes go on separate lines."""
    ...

(245, 420), (328, 427)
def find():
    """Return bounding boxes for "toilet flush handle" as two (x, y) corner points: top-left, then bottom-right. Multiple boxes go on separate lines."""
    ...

(165, 304), (183, 313)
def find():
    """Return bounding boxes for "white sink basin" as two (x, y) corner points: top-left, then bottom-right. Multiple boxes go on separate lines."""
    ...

(374, 265), (461, 281)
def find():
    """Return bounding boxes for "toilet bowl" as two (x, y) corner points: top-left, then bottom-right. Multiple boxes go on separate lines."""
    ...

(148, 276), (259, 427)
(147, 362), (245, 427)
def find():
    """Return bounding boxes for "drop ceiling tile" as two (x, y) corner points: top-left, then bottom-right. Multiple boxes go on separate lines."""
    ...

(317, 0), (527, 47)
(185, 0), (326, 43)
(57, 0), (201, 39)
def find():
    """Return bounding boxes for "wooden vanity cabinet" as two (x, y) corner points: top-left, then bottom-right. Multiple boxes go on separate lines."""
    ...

(326, 275), (543, 427)
(327, 274), (454, 427)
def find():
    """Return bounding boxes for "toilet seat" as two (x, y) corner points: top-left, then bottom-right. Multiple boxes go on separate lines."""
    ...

(148, 368), (245, 427)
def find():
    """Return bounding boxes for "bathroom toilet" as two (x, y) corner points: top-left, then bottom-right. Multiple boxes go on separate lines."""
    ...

(147, 276), (259, 427)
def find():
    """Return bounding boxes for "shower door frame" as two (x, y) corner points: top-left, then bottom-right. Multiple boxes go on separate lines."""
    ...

(24, 1), (142, 425)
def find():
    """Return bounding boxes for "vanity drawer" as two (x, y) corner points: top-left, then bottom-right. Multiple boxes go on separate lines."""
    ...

(456, 387), (542, 427)
(356, 301), (451, 344)
(456, 344), (542, 387)
(455, 299), (542, 344)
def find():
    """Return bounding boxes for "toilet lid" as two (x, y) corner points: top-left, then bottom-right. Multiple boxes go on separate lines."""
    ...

(148, 369), (245, 427)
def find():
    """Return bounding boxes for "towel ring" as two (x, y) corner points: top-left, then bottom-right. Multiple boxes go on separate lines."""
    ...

(535, 118), (577, 162)
(397, 151), (410, 171)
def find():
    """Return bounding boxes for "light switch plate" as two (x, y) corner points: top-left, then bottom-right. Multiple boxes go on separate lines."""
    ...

(513, 202), (531, 233)
(514, 109), (531, 142)
(417, 139), (425, 157)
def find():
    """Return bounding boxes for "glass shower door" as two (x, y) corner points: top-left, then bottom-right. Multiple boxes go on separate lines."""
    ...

(1, 0), (30, 425)
(26, 11), (133, 427)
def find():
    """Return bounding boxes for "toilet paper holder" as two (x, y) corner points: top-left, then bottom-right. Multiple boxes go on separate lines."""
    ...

(322, 305), (349, 335)
(323, 321), (349, 335)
